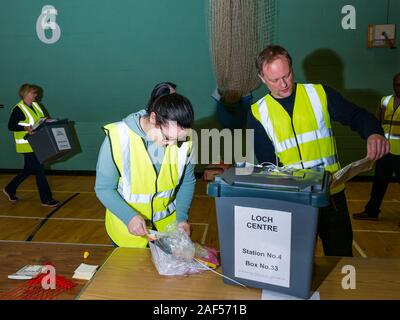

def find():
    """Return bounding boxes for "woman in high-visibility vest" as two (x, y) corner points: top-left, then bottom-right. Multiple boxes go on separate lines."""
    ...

(353, 73), (400, 221)
(3, 84), (59, 207)
(95, 82), (196, 247)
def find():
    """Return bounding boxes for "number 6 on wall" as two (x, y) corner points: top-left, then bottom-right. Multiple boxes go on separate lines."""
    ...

(36, 5), (61, 44)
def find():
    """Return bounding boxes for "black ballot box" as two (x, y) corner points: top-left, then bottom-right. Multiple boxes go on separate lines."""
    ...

(26, 119), (78, 164)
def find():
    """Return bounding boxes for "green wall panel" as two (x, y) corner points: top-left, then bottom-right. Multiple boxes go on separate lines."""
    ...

(0, 0), (398, 173)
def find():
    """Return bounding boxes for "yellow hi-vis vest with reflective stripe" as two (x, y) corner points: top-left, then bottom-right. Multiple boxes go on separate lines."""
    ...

(13, 101), (45, 153)
(103, 121), (193, 248)
(381, 95), (400, 155)
(251, 83), (344, 194)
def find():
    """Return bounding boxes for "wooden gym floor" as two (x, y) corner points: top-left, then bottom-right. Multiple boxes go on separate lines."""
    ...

(0, 173), (399, 257)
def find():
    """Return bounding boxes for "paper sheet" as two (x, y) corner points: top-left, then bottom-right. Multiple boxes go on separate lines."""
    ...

(72, 263), (98, 280)
(261, 289), (320, 300)
(330, 157), (374, 189)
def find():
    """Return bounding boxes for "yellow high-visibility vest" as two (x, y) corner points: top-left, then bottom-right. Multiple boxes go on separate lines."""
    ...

(381, 95), (400, 155)
(251, 84), (344, 194)
(103, 121), (193, 247)
(13, 101), (45, 153)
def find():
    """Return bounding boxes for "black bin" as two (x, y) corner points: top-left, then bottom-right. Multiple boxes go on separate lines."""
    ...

(26, 119), (78, 164)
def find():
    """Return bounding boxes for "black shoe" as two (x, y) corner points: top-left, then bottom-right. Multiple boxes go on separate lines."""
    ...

(41, 199), (60, 207)
(3, 188), (18, 202)
(352, 212), (378, 221)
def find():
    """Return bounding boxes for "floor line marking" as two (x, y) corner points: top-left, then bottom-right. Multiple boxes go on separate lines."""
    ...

(347, 199), (399, 203)
(14, 189), (95, 194)
(25, 193), (79, 241)
(353, 229), (400, 234)
(0, 215), (104, 222)
(0, 239), (113, 247)
(201, 224), (209, 245)
(0, 217), (216, 226)
(352, 240), (367, 258)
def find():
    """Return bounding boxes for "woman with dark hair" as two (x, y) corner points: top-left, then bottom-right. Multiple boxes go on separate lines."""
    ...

(95, 82), (196, 247)
(147, 81), (176, 109)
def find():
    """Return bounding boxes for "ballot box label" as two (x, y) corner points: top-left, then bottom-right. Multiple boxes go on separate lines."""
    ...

(51, 127), (71, 150)
(234, 205), (291, 288)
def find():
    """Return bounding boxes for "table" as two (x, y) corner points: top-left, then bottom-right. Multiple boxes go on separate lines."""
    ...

(0, 241), (113, 300)
(78, 247), (400, 300)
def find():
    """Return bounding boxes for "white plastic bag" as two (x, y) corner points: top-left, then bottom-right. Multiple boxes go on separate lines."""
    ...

(149, 224), (208, 276)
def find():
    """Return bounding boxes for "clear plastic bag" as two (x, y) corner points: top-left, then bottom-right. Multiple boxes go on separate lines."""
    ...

(149, 223), (215, 276)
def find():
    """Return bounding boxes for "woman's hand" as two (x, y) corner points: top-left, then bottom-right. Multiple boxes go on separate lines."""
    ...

(127, 215), (148, 236)
(178, 221), (191, 236)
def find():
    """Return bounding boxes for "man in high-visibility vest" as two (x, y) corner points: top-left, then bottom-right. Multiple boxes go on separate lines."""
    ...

(353, 73), (400, 221)
(3, 84), (59, 207)
(95, 82), (195, 248)
(248, 45), (389, 256)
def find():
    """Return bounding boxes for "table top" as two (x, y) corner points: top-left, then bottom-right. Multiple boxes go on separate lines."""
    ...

(78, 247), (400, 300)
(0, 241), (113, 300)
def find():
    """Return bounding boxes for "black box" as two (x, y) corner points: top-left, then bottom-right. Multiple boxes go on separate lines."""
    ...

(26, 119), (78, 164)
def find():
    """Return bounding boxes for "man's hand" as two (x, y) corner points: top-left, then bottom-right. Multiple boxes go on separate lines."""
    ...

(25, 125), (33, 134)
(127, 215), (148, 236)
(366, 134), (389, 161)
(178, 222), (191, 236)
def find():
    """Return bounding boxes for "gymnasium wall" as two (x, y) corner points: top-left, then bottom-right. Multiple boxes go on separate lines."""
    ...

(0, 0), (398, 172)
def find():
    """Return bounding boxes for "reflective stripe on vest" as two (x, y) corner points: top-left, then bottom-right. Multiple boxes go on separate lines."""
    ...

(17, 102), (44, 125)
(114, 121), (189, 223)
(256, 84), (339, 169)
(382, 95), (392, 108)
(252, 83), (343, 193)
(104, 121), (192, 247)
(382, 95), (400, 155)
(385, 133), (400, 140)
(13, 101), (45, 153)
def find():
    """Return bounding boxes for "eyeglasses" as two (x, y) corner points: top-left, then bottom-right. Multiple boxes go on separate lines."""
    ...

(160, 127), (190, 145)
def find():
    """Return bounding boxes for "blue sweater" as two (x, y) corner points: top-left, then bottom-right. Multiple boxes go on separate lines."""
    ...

(95, 110), (195, 226)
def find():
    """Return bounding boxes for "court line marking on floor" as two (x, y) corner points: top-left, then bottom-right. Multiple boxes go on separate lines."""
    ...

(0, 217), (216, 231)
(353, 229), (400, 234)
(200, 224), (209, 244)
(0, 239), (114, 247)
(25, 193), (80, 241)
(347, 199), (399, 203)
(352, 240), (367, 258)
(14, 190), (214, 197)
(16, 189), (95, 194)
(189, 222), (209, 244)
(0, 215), (104, 222)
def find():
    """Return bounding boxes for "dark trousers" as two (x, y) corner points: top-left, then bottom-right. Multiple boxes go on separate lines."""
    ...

(364, 153), (400, 217)
(5, 152), (52, 203)
(318, 191), (353, 257)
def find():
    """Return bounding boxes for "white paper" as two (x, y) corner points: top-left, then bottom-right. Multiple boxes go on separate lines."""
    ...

(331, 157), (374, 189)
(72, 263), (98, 280)
(51, 127), (71, 150)
(234, 206), (291, 288)
(8, 265), (44, 280)
(32, 118), (46, 130)
(261, 289), (320, 300)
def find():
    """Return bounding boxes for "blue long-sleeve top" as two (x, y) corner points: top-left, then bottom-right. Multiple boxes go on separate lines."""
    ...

(247, 84), (385, 164)
(95, 110), (195, 226)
